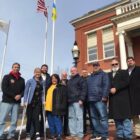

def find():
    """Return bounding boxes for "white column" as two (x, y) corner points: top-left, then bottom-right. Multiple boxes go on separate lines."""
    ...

(118, 31), (127, 69)
(125, 35), (134, 57)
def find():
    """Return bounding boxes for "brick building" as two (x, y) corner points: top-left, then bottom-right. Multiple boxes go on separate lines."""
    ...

(70, 0), (140, 73)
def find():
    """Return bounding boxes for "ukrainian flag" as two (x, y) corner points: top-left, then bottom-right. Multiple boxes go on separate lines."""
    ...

(52, 0), (57, 21)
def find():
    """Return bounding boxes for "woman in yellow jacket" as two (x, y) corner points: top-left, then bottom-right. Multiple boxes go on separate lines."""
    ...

(45, 74), (67, 140)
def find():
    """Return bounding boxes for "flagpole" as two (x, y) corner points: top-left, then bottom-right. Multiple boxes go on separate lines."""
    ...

(0, 21), (10, 89)
(50, 20), (55, 75)
(50, 0), (56, 75)
(43, 17), (48, 64)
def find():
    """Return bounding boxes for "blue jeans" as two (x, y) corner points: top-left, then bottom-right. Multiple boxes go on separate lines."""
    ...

(89, 101), (108, 138)
(115, 119), (132, 139)
(0, 102), (19, 137)
(68, 102), (83, 138)
(47, 112), (62, 136)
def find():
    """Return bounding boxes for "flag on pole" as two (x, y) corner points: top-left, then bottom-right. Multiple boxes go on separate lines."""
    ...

(0, 20), (10, 90)
(0, 20), (9, 34)
(52, 0), (57, 21)
(37, 0), (48, 17)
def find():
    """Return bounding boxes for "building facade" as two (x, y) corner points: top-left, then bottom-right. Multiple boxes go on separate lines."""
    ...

(71, 0), (140, 72)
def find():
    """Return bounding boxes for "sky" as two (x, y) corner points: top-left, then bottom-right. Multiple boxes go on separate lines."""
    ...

(0, 0), (117, 80)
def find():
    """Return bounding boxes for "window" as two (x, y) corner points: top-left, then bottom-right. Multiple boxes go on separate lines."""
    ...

(87, 32), (98, 62)
(103, 27), (115, 58)
(104, 41), (115, 58)
(88, 46), (97, 62)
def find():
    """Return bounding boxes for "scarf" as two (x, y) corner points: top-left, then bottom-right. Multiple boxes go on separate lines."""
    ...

(9, 71), (21, 80)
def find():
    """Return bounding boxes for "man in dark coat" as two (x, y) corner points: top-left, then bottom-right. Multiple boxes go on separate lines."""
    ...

(0, 63), (25, 140)
(67, 67), (87, 140)
(81, 69), (93, 135)
(60, 71), (69, 136)
(109, 58), (132, 140)
(127, 57), (140, 139)
(40, 64), (51, 138)
(41, 64), (51, 91)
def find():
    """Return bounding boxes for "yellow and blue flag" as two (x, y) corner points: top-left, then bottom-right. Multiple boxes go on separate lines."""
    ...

(52, 0), (57, 21)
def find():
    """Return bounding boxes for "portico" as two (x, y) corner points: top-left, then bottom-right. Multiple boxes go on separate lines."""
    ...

(112, 0), (140, 69)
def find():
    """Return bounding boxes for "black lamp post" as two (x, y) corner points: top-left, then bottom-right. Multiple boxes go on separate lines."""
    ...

(72, 41), (80, 67)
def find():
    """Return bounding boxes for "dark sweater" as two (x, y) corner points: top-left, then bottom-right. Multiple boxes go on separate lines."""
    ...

(67, 74), (87, 103)
(1, 74), (25, 103)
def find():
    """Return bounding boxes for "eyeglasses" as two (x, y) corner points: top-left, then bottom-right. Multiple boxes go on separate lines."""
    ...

(111, 63), (118, 66)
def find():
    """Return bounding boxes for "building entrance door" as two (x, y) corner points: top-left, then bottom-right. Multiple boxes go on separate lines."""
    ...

(132, 36), (140, 66)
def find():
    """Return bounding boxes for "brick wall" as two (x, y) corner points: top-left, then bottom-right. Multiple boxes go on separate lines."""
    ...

(74, 11), (121, 74)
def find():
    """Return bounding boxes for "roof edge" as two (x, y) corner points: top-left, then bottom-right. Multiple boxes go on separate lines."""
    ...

(70, 0), (130, 26)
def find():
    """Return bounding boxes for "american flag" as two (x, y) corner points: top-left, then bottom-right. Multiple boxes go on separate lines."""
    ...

(37, 0), (48, 17)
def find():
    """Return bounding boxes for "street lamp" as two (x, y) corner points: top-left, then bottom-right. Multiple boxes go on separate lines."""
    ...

(72, 41), (80, 67)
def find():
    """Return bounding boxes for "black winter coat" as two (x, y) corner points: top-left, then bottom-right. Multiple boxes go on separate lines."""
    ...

(1, 74), (25, 104)
(52, 84), (67, 116)
(128, 66), (140, 115)
(108, 70), (131, 119)
(67, 74), (87, 103)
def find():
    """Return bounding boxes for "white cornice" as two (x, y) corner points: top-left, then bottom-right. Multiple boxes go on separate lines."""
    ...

(111, 9), (140, 23)
(70, 0), (129, 26)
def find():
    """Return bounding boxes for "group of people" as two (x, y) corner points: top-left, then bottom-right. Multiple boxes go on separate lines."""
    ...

(0, 56), (140, 140)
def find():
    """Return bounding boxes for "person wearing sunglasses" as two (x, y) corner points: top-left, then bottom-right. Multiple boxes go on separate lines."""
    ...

(108, 58), (132, 140)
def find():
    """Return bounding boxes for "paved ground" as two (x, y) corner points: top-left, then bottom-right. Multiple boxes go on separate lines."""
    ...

(84, 124), (116, 140)
(19, 124), (136, 140)
(3, 124), (138, 140)
(0, 99), (137, 140)
(5, 124), (136, 140)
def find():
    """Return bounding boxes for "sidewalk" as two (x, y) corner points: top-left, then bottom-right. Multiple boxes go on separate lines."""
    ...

(3, 124), (137, 140)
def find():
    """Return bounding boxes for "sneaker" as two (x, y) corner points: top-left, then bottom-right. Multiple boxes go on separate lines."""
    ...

(73, 136), (83, 140)
(48, 135), (56, 140)
(36, 133), (41, 140)
(90, 136), (101, 140)
(26, 133), (31, 140)
(65, 136), (74, 139)
(36, 137), (41, 140)
(7, 135), (15, 140)
(96, 137), (102, 140)
(100, 137), (109, 140)
(57, 135), (62, 140)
